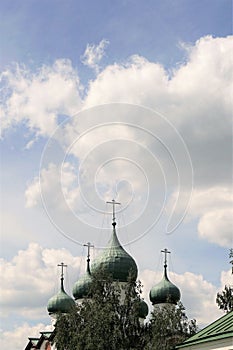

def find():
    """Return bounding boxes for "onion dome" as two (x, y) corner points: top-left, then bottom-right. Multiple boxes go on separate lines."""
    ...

(91, 224), (138, 281)
(73, 243), (93, 300)
(149, 251), (181, 306)
(91, 200), (138, 282)
(47, 263), (75, 315)
(138, 299), (149, 319)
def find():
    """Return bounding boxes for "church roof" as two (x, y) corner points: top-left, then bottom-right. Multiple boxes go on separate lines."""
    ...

(91, 223), (138, 282)
(176, 310), (233, 348)
(138, 299), (149, 319)
(150, 249), (181, 305)
(73, 270), (92, 300)
(47, 265), (75, 315)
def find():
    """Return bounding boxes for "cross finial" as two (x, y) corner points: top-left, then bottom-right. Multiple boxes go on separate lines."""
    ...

(58, 262), (67, 280)
(161, 248), (171, 267)
(58, 262), (67, 291)
(84, 242), (94, 274)
(106, 199), (121, 226)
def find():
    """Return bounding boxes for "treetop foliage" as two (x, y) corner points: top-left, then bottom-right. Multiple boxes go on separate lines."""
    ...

(54, 270), (197, 350)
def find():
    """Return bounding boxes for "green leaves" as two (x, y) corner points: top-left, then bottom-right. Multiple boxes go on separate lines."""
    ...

(53, 271), (197, 350)
(216, 285), (233, 313)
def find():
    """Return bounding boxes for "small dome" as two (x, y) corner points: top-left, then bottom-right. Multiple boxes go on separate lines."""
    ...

(138, 299), (149, 319)
(149, 265), (181, 305)
(91, 224), (138, 282)
(47, 280), (75, 315)
(73, 271), (92, 300)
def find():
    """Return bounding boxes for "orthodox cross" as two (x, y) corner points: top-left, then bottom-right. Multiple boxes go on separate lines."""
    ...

(84, 242), (94, 267)
(58, 262), (67, 290)
(106, 199), (121, 225)
(161, 248), (171, 266)
(58, 262), (67, 279)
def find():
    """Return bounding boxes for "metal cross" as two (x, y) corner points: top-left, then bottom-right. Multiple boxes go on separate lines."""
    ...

(106, 199), (121, 224)
(58, 262), (67, 279)
(161, 248), (171, 266)
(84, 242), (94, 261)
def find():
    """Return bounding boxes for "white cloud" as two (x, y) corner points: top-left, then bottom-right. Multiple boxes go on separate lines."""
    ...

(139, 268), (230, 327)
(25, 162), (81, 211)
(0, 59), (82, 139)
(81, 39), (109, 73)
(84, 54), (168, 107)
(198, 208), (233, 247)
(0, 323), (53, 350)
(0, 243), (82, 317)
(20, 35), (232, 246)
(84, 36), (232, 130)
(168, 187), (233, 247)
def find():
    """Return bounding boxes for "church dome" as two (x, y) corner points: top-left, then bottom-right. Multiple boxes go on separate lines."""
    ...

(138, 299), (149, 319)
(73, 270), (92, 300)
(47, 280), (75, 315)
(149, 263), (181, 305)
(73, 242), (93, 301)
(91, 223), (138, 282)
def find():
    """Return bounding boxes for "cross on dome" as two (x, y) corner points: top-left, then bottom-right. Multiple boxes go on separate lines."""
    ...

(84, 242), (94, 274)
(161, 248), (171, 267)
(106, 199), (121, 226)
(58, 262), (67, 280)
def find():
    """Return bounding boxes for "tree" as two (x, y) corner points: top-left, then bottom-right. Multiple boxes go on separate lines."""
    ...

(216, 285), (233, 313)
(145, 302), (198, 350)
(53, 270), (148, 350)
(229, 248), (233, 274)
(53, 270), (197, 349)
(216, 248), (233, 313)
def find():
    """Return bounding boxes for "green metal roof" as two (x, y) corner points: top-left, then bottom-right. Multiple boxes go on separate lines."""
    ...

(28, 338), (39, 346)
(73, 270), (92, 300)
(176, 310), (233, 348)
(47, 279), (75, 315)
(91, 225), (138, 282)
(149, 265), (180, 305)
(138, 299), (149, 319)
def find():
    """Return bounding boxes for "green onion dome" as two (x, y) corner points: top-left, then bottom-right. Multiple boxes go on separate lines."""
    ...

(47, 278), (75, 315)
(91, 223), (138, 282)
(138, 299), (149, 319)
(149, 264), (181, 305)
(73, 270), (92, 300)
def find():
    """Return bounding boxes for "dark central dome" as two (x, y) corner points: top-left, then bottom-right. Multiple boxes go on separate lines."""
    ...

(91, 224), (138, 282)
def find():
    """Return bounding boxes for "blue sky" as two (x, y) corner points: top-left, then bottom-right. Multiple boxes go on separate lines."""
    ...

(1, 0), (231, 72)
(0, 1), (232, 349)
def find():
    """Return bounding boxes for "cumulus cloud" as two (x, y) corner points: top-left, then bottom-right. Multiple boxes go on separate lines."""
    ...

(81, 39), (109, 73)
(168, 187), (233, 247)
(198, 208), (233, 247)
(0, 243), (82, 317)
(139, 267), (231, 326)
(0, 59), (82, 139)
(0, 323), (53, 350)
(82, 36), (232, 189)
(22, 35), (232, 244)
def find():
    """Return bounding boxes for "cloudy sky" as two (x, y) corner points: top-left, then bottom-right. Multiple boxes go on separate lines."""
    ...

(0, 1), (232, 349)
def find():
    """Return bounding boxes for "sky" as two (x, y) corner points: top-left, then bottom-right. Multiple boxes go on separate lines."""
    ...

(0, 0), (232, 349)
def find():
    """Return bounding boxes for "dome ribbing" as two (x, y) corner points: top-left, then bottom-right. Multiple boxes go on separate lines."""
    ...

(73, 252), (93, 300)
(47, 278), (75, 315)
(149, 264), (181, 305)
(91, 223), (138, 282)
